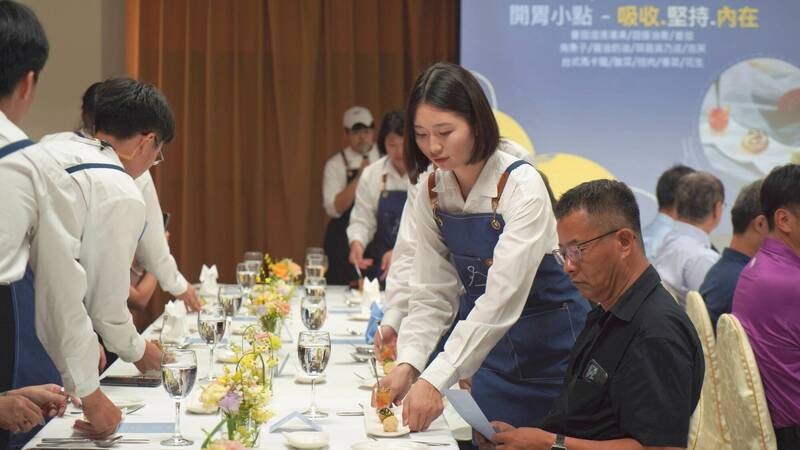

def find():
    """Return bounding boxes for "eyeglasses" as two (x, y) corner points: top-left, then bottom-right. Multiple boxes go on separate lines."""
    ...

(552, 228), (620, 266)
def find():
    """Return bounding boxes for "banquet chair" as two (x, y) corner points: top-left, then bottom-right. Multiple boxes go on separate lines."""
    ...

(716, 314), (777, 450)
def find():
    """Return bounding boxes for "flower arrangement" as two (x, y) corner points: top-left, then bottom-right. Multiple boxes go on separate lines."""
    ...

(200, 342), (276, 449)
(256, 254), (302, 285)
(248, 283), (291, 334)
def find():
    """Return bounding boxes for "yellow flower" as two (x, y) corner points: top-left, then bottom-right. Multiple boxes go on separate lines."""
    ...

(252, 407), (274, 424)
(269, 334), (282, 350)
(200, 382), (229, 409)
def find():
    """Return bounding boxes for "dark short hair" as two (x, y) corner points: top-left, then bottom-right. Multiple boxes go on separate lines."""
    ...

(0, 0), (48, 98)
(656, 164), (695, 209)
(731, 179), (764, 234)
(93, 78), (175, 144)
(80, 81), (102, 131)
(377, 109), (404, 156)
(404, 62), (499, 183)
(675, 172), (724, 222)
(555, 179), (643, 239)
(761, 163), (800, 230)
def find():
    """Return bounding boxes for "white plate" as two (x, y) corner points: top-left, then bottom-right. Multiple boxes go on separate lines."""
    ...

(348, 313), (371, 322)
(700, 119), (793, 174)
(283, 431), (329, 449)
(294, 373), (326, 385)
(364, 404), (410, 437)
(352, 441), (427, 450)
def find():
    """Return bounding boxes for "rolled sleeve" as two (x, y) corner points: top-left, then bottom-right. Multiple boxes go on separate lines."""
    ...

(82, 194), (147, 363)
(322, 155), (346, 218)
(134, 172), (189, 296)
(346, 162), (379, 246)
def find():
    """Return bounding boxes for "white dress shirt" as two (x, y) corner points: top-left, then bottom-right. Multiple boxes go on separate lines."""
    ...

(321, 144), (380, 218)
(346, 155), (410, 247)
(397, 149), (557, 391)
(382, 139), (533, 332)
(42, 132), (190, 296)
(0, 132), (147, 397)
(0, 111), (33, 284)
(134, 171), (189, 296)
(642, 212), (674, 258)
(653, 220), (720, 302)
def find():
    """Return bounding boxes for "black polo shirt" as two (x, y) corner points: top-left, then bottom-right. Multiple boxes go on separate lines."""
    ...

(538, 265), (704, 447)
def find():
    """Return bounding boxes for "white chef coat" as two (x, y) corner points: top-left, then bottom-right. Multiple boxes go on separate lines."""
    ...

(382, 139), (533, 332)
(0, 110), (33, 284)
(42, 132), (190, 296)
(321, 144), (380, 218)
(346, 155), (410, 247)
(0, 132), (147, 397)
(396, 148), (556, 392)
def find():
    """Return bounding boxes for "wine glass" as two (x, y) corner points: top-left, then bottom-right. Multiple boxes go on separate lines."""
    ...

(304, 276), (326, 298)
(236, 262), (258, 301)
(297, 331), (331, 418)
(305, 254), (326, 279)
(300, 295), (327, 330)
(306, 247), (324, 258)
(197, 304), (226, 382)
(160, 349), (198, 446)
(218, 285), (243, 346)
(243, 251), (264, 277)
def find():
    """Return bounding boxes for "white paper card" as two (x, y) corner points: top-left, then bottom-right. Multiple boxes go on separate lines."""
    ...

(443, 389), (495, 439)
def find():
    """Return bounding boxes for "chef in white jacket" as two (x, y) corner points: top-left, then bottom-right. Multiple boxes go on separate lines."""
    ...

(0, 77), (172, 440)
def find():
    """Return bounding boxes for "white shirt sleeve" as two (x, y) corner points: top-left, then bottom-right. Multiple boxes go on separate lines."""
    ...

(0, 155), (37, 283)
(31, 207), (100, 398)
(81, 190), (147, 363)
(684, 250), (720, 293)
(346, 161), (381, 246)
(134, 172), (189, 296)
(382, 183), (419, 332)
(400, 167), (555, 391)
(322, 154), (346, 218)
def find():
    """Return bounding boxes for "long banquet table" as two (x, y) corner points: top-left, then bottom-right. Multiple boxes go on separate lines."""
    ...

(24, 286), (463, 449)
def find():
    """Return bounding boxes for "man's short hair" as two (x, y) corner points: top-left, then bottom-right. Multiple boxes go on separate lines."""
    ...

(656, 165), (695, 210)
(555, 179), (643, 238)
(731, 179), (764, 234)
(675, 172), (724, 223)
(93, 78), (175, 144)
(80, 81), (102, 131)
(0, 0), (49, 98)
(761, 163), (800, 230)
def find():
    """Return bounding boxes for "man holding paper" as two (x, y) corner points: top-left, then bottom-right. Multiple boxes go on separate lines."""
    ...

(485, 180), (703, 450)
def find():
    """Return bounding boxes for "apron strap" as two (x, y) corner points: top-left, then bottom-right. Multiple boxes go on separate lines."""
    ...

(0, 139), (35, 159)
(381, 172), (388, 197)
(65, 162), (127, 174)
(427, 170), (443, 227)
(490, 160), (532, 230)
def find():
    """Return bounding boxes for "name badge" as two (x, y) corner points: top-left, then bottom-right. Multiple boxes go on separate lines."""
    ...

(582, 359), (608, 385)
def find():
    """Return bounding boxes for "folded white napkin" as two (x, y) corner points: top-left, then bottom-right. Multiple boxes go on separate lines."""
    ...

(361, 278), (380, 315)
(199, 264), (219, 295)
(161, 300), (188, 346)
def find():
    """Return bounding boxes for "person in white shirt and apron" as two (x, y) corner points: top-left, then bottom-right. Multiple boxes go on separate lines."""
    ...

(374, 138), (534, 357)
(379, 63), (590, 433)
(322, 106), (380, 285)
(43, 81), (202, 313)
(347, 110), (409, 282)
(0, 77), (172, 444)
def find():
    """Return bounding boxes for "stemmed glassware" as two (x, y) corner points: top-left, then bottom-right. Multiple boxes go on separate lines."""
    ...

(197, 304), (226, 382)
(160, 349), (198, 446)
(300, 295), (327, 331)
(297, 331), (331, 419)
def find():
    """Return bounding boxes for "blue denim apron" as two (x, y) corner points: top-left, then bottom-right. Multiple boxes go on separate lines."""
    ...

(324, 151), (360, 285)
(427, 160), (590, 427)
(364, 172), (407, 280)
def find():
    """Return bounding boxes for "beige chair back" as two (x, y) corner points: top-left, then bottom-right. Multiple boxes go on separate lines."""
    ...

(685, 291), (731, 450)
(717, 314), (777, 450)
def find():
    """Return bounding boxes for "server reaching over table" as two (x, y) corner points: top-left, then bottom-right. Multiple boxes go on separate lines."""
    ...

(347, 109), (409, 281)
(379, 62), (589, 432)
(0, 76), (174, 443)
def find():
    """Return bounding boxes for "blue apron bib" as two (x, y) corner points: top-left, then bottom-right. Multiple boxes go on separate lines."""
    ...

(428, 160), (590, 428)
(364, 172), (407, 280)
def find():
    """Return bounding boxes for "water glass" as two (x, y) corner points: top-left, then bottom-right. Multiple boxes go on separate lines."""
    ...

(297, 331), (331, 418)
(300, 295), (327, 331)
(197, 305), (226, 382)
(160, 349), (197, 446)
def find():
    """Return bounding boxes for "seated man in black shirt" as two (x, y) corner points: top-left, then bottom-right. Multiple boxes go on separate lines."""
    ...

(488, 180), (704, 450)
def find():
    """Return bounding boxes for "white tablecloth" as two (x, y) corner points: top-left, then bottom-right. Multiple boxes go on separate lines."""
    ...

(25, 286), (463, 449)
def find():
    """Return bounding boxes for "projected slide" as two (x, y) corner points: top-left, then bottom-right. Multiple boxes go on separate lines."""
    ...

(461, 1), (800, 232)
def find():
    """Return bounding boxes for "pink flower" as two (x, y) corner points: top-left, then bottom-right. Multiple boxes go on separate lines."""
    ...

(225, 441), (246, 450)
